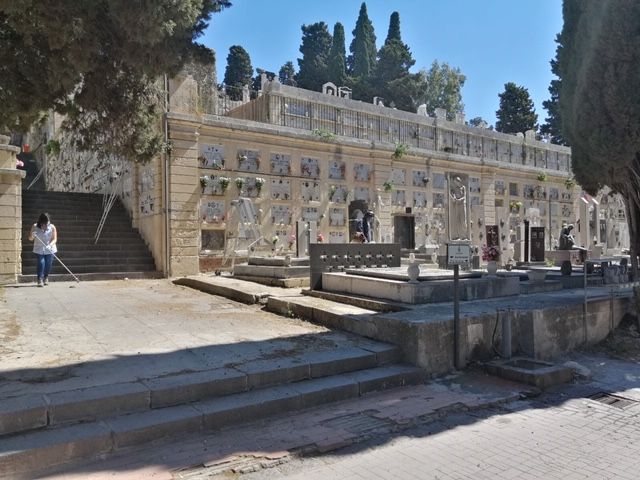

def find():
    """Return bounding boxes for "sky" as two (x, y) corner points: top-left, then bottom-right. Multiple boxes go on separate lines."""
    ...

(201, 0), (564, 126)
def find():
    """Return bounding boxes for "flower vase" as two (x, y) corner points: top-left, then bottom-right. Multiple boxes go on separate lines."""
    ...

(486, 260), (498, 276)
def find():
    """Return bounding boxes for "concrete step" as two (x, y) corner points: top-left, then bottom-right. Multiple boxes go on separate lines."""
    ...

(20, 263), (158, 275)
(17, 272), (164, 283)
(232, 274), (310, 288)
(0, 364), (421, 477)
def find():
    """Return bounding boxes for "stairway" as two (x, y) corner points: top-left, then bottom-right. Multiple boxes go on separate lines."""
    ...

(0, 341), (424, 478)
(20, 190), (160, 281)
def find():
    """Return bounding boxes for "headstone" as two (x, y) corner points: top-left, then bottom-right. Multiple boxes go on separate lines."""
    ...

(417, 104), (428, 116)
(322, 82), (337, 96)
(338, 86), (352, 99)
(373, 97), (385, 107)
(530, 227), (545, 262)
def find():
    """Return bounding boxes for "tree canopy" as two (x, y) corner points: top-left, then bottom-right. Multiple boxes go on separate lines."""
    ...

(556, 0), (640, 273)
(348, 3), (377, 79)
(327, 22), (348, 86)
(416, 61), (466, 120)
(495, 82), (538, 134)
(224, 45), (253, 100)
(0, 0), (230, 162)
(296, 22), (332, 91)
(540, 51), (567, 145)
(278, 61), (297, 86)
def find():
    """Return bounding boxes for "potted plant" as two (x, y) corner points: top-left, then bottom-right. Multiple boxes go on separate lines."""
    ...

(481, 244), (500, 276)
(383, 181), (394, 193)
(537, 172), (548, 182)
(564, 177), (576, 189)
(235, 177), (245, 192)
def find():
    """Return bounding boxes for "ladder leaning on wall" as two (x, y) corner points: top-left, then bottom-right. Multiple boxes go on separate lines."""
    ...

(215, 197), (263, 275)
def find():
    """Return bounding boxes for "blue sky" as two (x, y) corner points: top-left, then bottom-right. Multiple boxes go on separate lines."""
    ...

(202, 0), (563, 126)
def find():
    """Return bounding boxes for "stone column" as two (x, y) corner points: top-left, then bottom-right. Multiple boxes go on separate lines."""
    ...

(0, 135), (26, 284)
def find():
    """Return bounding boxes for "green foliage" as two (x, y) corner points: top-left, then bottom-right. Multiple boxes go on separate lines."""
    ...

(537, 172), (548, 182)
(328, 22), (348, 86)
(373, 11), (414, 108)
(392, 142), (409, 160)
(45, 140), (61, 156)
(224, 45), (253, 101)
(348, 2), (377, 79)
(495, 82), (538, 134)
(383, 181), (394, 192)
(416, 61), (466, 119)
(0, 0), (230, 163)
(564, 177), (576, 190)
(297, 22), (332, 91)
(235, 177), (245, 190)
(312, 129), (336, 142)
(278, 61), (297, 86)
(540, 48), (567, 145)
(468, 117), (490, 129)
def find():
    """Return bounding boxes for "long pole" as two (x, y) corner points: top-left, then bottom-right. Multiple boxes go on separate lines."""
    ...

(453, 264), (460, 369)
(33, 235), (80, 283)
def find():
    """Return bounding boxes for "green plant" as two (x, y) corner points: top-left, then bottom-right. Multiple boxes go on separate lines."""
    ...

(545, 258), (555, 267)
(564, 177), (576, 189)
(537, 172), (548, 182)
(235, 177), (245, 191)
(392, 142), (409, 160)
(383, 181), (394, 193)
(312, 129), (336, 142)
(254, 177), (265, 193)
(509, 200), (522, 212)
(45, 140), (61, 156)
(199, 175), (209, 190)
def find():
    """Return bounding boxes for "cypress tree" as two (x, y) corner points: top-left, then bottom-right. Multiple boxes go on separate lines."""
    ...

(278, 61), (297, 86)
(327, 22), (347, 86)
(297, 22), (332, 91)
(348, 2), (377, 79)
(375, 12), (414, 96)
(223, 45), (253, 101)
(386, 11), (401, 43)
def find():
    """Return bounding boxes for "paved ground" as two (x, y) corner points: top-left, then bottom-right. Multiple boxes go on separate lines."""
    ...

(236, 353), (640, 480)
(0, 279), (350, 398)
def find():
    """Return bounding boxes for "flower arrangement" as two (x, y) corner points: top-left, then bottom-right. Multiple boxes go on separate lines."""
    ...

(218, 176), (230, 192)
(481, 245), (500, 262)
(199, 175), (209, 191)
(235, 177), (245, 191)
(317, 233), (325, 243)
(288, 234), (296, 250)
(237, 153), (248, 163)
(392, 142), (409, 160)
(382, 181), (394, 193)
(537, 172), (548, 182)
(254, 177), (265, 193)
(564, 177), (576, 189)
(271, 235), (279, 246)
(509, 200), (522, 212)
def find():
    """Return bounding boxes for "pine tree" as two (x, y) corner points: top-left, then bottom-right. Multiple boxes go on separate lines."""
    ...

(327, 22), (347, 86)
(348, 3), (377, 79)
(297, 22), (332, 91)
(495, 82), (538, 134)
(278, 61), (297, 86)
(223, 45), (253, 101)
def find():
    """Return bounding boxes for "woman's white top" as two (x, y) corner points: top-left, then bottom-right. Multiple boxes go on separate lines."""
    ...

(32, 223), (57, 255)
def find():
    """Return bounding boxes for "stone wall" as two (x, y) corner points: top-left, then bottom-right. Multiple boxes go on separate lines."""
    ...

(0, 135), (26, 284)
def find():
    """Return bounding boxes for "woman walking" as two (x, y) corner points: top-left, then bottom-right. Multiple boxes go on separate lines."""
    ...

(28, 213), (57, 286)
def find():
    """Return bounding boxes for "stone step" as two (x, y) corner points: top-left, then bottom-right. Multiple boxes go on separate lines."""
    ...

(20, 263), (158, 275)
(0, 364), (422, 477)
(233, 264), (309, 279)
(17, 272), (164, 283)
(21, 256), (155, 267)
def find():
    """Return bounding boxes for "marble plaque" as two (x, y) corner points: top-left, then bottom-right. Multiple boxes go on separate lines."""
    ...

(495, 180), (506, 196)
(271, 179), (291, 200)
(549, 188), (559, 200)
(523, 184), (535, 199)
(469, 177), (481, 193)
(328, 160), (346, 180)
(329, 231), (346, 243)
(272, 205), (292, 224)
(301, 181), (320, 202)
(413, 191), (427, 208)
(433, 192), (445, 208)
(302, 207), (319, 222)
(392, 190), (406, 206)
(199, 144), (225, 169)
(200, 200), (226, 224)
(202, 175), (228, 196)
(237, 149), (261, 172)
(354, 187), (370, 202)
(242, 177), (262, 198)
(391, 168), (406, 185)
(470, 196), (481, 206)
(329, 208), (346, 226)
(301, 157), (320, 178)
(329, 185), (349, 203)
(412, 170), (429, 187)
(509, 182), (519, 196)
(354, 163), (372, 182)
(433, 173), (446, 189)
(270, 153), (291, 175)
(201, 231), (225, 250)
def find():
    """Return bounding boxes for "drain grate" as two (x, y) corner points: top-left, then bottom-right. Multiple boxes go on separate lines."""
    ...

(589, 392), (637, 410)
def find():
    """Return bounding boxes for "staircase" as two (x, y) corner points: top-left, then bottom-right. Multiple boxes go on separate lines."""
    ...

(0, 341), (424, 477)
(20, 190), (160, 281)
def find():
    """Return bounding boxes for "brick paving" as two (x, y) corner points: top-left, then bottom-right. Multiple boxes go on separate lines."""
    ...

(239, 354), (640, 480)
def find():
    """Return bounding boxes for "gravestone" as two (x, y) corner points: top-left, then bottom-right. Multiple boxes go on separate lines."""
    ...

(530, 227), (545, 262)
(485, 225), (500, 249)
